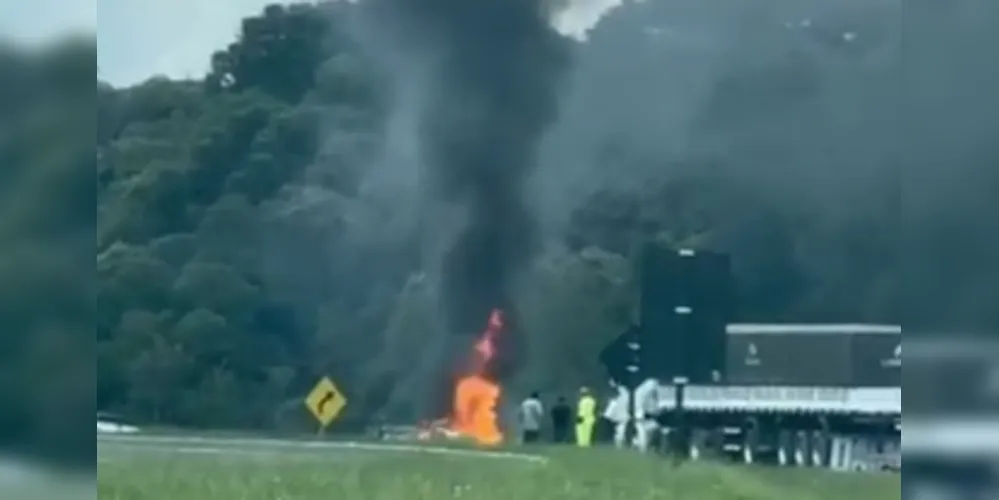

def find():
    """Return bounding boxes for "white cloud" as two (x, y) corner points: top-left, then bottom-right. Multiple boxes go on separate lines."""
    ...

(553, 0), (625, 41)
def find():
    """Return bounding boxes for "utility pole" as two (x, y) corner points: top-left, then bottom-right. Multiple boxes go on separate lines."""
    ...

(626, 231), (644, 449)
(625, 335), (641, 447)
(670, 271), (694, 462)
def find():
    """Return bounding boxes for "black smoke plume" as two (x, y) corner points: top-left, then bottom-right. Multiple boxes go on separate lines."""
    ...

(368, 0), (571, 376)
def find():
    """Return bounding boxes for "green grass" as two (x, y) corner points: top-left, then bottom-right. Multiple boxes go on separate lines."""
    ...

(97, 439), (900, 500)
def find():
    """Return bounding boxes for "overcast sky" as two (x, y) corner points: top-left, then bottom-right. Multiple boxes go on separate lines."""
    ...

(1, 0), (625, 87)
(0, 0), (94, 44)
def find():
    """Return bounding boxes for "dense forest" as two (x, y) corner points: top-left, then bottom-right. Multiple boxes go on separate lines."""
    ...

(2, 0), (997, 455)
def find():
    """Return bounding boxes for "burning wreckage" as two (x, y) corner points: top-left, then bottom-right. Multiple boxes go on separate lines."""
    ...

(414, 309), (506, 446)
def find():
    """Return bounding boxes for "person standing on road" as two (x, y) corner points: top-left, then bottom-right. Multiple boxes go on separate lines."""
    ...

(518, 392), (544, 444)
(550, 396), (572, 444)
(575, 387), (597, 447)
(633, 377), (661, 452)
(603, 382), (630, 448)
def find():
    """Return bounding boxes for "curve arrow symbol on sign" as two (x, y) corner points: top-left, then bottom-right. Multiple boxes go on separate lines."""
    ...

(318, 391), (334, 415)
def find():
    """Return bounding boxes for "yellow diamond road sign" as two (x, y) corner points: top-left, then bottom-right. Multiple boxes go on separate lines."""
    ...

(305, 377), (347, 428)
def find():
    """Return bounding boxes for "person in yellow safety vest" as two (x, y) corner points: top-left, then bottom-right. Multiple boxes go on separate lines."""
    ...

(575, 387), (597, 447)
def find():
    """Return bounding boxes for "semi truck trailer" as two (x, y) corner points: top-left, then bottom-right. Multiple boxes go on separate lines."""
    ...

(643, 323), (902, 470)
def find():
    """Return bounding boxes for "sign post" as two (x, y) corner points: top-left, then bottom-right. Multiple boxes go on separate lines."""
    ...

(305, 376), (348, 435)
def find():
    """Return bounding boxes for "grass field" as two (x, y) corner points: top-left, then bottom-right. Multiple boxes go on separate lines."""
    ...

(97, 436), (900, 500)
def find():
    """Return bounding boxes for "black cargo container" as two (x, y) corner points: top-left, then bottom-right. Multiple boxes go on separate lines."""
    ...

(725, 324), (901, 387)
(639, 247), (733, 384)
(642, 312), (728, 383)
(850, 331), (901, 387)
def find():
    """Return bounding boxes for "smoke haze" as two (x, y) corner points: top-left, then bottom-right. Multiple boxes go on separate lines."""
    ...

(333, 0), (997, 418)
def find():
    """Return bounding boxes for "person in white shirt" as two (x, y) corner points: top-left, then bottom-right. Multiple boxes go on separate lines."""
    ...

(633, 377), (661, 452)
(518, 392), (544, 444)
(603, 382), (630, 448)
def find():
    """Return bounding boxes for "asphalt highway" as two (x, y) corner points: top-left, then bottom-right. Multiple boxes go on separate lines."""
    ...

(97, 433), (548, 464)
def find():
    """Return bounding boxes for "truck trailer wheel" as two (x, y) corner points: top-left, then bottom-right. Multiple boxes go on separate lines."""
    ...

(794, 431), (809, 467)
(742, 418), (759, 465)
(777, 430), (796, 467)
(811, 431), (828, 468)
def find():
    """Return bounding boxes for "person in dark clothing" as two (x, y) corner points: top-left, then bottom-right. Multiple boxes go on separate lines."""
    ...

(550, 396), (572, 444)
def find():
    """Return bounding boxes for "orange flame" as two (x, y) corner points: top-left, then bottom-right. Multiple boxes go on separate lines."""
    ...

(450, 308), (505, 446)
